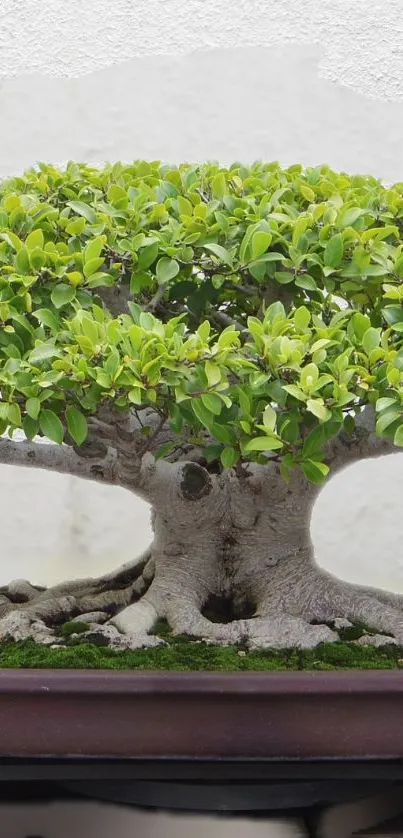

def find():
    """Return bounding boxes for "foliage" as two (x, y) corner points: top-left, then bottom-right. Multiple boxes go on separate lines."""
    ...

(2, 160), (403, 481)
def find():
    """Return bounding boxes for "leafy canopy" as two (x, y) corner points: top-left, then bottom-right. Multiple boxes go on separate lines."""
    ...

(1, 159), (403, 483)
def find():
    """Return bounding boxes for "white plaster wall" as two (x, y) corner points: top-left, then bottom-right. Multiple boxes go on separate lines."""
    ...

(0, 0), (403, 592)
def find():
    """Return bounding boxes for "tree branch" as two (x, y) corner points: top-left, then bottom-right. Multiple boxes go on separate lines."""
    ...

(0, 436), (118, 486)
(210, 309), (248, 342)
(0, 429), (201, 508)
(144, 283), (169, 312)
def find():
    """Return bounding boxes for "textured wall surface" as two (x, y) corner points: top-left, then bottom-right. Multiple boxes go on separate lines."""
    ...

(0, 0), (399, 102)
(0, 0), (403, 594)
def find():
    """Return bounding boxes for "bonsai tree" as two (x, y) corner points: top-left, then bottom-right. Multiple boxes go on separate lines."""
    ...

(1, 159), (403, 651)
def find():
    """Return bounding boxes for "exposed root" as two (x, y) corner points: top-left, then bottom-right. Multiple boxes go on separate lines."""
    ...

(301, 571), (403, 645)
(109, 592), (338, 650)
(354, 633), (398, 647)
(0, 548), (155, 646)
(173, 612), (337, 650)
(109, 599), (165, 648)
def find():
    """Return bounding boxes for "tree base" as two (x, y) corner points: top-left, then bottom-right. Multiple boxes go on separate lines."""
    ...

(1, 548), (403, 652)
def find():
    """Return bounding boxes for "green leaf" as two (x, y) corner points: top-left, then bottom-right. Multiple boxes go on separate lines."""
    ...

(339, 207), (366, 227)
(382, 306), (403, 326)
(307, 398), (332, 422)
(376, 397), (398, 412)
(295, 274), (317, 291)
(394, 254), (403, 276)
(294, 306), (311, 331)
(66, 406), (88, 445)
(7, 403), (21, 426)
(156, 257), (180, 284)
(137, 242), (159, 271)
(29, 344), (61, 364)
(104, 348), (120, 377)
(244, 436), (283, 452)
(83, 257), (105, 278)
(300, 363), (319, 391)
(220, 446), (238, 468)
(204, 443), (223, 463)
(26, 397), (41, 420)
(262, 404), (277, 432)
(362, 264), (386, 277)
(324, 234), (343, 268)
(66, 201), (97, 224)
(211, 422), (236, 445)
(33, 308), (60, 331)
(275, 271), (295, 285)
(300, 184), (315, 202)
(15, 246), (30, 274)
(351, 312), (371, 340)
(66, 270), (84, 286)
(302, 426), (326, 458)
(394, 424), (403, 447)
(81, 316), (99, 346)
(96, 371), (112, 389)
(84, 236), (104, 263)
(212, 173), (226, 199)
(204, 242), (233, 266)
(51, 283), (76, 309)
(29, 246), (46, 271)
(39, 408), (64, 443)
(86, 272), (114, 288)
(200, 393), (222, 415)
(283, 384), (306, 402)
(301, 459), (329, 483)
(376, 408), (401, 434)
(128, 388), (143, 405)
(25, 229), (44, 250)
(362, 327), (381, 355)
(251, 231), (272, 260)
(250, 252), (287, 263)
(192, 399), (214, 430)
(23, 415), (38, 440)
(0, 231), (22, 251)
(217, 328), (240, 348)
(204, 360), (221, 387)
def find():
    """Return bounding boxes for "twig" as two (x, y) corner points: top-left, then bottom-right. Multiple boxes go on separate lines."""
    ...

(138, 411), (168, 456)
(144, 283), (168, 312)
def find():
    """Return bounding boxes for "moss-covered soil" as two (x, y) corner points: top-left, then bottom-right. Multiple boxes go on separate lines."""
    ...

(0, 620), (402, 671)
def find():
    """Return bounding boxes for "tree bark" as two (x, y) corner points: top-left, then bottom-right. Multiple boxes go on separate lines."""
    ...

(1, 407), (403, 650)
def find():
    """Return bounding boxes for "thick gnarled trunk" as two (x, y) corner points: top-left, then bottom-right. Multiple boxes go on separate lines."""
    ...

(1, 405), (403, 650)
(110, 455), (403, 650)
(2, 449), (403, 651)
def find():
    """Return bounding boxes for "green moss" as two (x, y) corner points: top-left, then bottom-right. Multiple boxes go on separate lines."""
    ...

(59, 620), (90, 637)
(0, 636), (402, 671)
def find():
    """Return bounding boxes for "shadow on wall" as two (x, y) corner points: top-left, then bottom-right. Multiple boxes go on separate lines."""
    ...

(0, 454), (403, 592)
